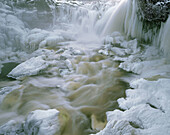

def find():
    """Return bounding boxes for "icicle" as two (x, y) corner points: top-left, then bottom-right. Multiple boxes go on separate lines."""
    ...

(100, 0), (170, 57)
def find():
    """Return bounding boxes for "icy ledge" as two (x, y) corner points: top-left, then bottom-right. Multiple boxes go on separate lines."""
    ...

(7, 56), (49, 79)
(93, 78), (170, 135)
(93, 30), (170, 134)
(0, 109), (60, 135)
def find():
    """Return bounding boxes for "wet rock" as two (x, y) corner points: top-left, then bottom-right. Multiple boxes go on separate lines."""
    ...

(138, 0), (170, 23)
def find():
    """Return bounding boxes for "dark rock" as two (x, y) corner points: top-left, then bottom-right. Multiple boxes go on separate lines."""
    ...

(137, 0), (170, 23)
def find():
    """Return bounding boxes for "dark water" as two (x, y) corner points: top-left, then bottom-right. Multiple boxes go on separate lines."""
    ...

(0, 62), (19, 81)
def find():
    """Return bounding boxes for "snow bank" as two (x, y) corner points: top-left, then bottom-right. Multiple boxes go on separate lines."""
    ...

(95, 78), (170, 135)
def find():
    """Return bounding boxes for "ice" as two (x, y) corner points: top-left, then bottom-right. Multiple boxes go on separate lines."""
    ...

(39, 35), (65, 48)
(95, 77), (170, 135)
(99, 34), (140, 58)
(8, 56), (49, 79)
(0, 120), (24, 135)
(119, 78), (170, 112)
(93, 119), (140, 135)
(0, 3), (26, 51)
(24, 109), (60, 135)
(92, 0), (170, 134)
(1, 0), (170, 134)
(119, 58), (170, 77)
(0, 109), (60, 135)
(96, 44), (170, 135)
(94, 103), (170, 135)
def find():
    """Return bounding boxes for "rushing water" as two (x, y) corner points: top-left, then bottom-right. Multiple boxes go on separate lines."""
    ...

(0, 0), (170, 135)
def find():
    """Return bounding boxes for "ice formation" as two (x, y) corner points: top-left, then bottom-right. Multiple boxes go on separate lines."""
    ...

(0, 109), (60, 135)
(8, 56), (49, 79)
(92, 0), (170, 134)
(24, 109), (60, 135)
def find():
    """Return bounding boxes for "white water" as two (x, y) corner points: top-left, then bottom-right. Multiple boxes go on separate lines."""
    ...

(102, 0), (170, 55)
(0, 0), (170, 135)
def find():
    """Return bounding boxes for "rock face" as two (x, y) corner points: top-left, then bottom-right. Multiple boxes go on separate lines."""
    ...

(138, 0), (170, 23)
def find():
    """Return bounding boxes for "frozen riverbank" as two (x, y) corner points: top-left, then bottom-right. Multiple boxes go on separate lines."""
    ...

(0, 0), (170, 135)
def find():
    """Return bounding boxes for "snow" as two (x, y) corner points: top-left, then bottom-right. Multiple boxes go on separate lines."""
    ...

(24, 109), (60, 135)
(0, 2), (26, 51)
(0, 109), (60, 135)
(93, 0), (170, 134)
(8, 56), (49, 79)
(94, 103), (170, 135)
(93, 78), (170, 135)
(0, 120), (24, 135)
(0, 0), (170, 134)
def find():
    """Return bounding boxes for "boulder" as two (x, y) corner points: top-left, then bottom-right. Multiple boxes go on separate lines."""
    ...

(137, 0), (170, 23)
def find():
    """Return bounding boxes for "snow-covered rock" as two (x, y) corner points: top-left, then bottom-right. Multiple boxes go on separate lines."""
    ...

(94, 103), (170, 135)
(94, 78), (170, 135)
(94, 43), (170, 135)
(118, 78), (170, 113)
(0, 109), (60, 135)
(24, 109), (60, 135)
(0, 120), (24, 135)
(99, 36), (140, 57)
(8, 56), (49, 79)
(93, 119), (140, 135)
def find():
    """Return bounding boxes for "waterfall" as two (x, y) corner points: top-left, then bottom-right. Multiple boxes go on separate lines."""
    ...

(1, 0), (170, 135)
(160, 16), (170, 56)
(101, 0), (170, 56)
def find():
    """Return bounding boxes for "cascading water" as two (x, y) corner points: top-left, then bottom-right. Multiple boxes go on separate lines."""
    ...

(0, 0), (170, 135)
(101, 0), (170, 55)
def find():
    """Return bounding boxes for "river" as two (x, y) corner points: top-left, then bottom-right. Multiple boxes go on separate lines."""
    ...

(0, 0), (170, 135)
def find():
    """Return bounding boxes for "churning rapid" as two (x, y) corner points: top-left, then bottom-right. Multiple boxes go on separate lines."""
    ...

(0, 0), (170, 135)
